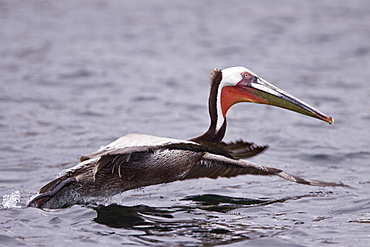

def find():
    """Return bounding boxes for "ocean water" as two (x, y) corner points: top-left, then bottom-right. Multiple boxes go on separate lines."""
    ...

(1, 1), (369, 246)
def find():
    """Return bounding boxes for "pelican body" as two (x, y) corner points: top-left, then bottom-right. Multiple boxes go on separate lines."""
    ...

(27, 67), (343, 208)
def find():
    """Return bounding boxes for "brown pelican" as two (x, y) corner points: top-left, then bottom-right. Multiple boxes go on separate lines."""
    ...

(27, 66), (343, 208)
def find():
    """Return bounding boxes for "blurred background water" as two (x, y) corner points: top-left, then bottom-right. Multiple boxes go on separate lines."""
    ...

(0, 0), (369, 246)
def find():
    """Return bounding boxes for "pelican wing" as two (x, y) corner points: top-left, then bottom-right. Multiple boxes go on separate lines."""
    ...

(90, 134), (259, 179)
(183, 153), (348, 187)
(80, 133), (195, 161)
(92, 142), (255, 179)
(81, 133), (267, 163)
(213, 140), (268, 159)
(81, 133), (270, 179)
(183, 153), (279, 179)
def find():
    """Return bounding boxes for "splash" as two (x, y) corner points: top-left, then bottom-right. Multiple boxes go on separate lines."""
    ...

(2, 190), (21, 208)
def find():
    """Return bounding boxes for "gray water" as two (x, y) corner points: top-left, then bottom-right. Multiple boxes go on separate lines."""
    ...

(1, 0), (370, 246)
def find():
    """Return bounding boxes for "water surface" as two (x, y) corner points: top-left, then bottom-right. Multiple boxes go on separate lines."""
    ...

(1, 1), (370, 246)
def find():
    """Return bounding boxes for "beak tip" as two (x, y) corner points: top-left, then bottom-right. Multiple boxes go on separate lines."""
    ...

(328, 117), (334, 125)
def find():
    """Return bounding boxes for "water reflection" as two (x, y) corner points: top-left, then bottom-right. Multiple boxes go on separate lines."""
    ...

(94, 204), (152, 228)
(181, 194), (271, 213)
(91, 194), (297, 245)
(92, 192), (333, 229)
(93, 194), (275, 228)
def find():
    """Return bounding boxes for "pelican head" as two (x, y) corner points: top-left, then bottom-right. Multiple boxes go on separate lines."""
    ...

(192, 66), (334, 143)
(218, 66), (334, 124)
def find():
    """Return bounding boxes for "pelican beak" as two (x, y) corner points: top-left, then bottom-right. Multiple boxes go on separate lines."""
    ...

(221, 73), (334, 124)
(246, 76), (334, 124)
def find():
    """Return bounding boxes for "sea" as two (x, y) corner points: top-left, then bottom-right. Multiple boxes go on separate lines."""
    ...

(1, 1), (369, 246)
